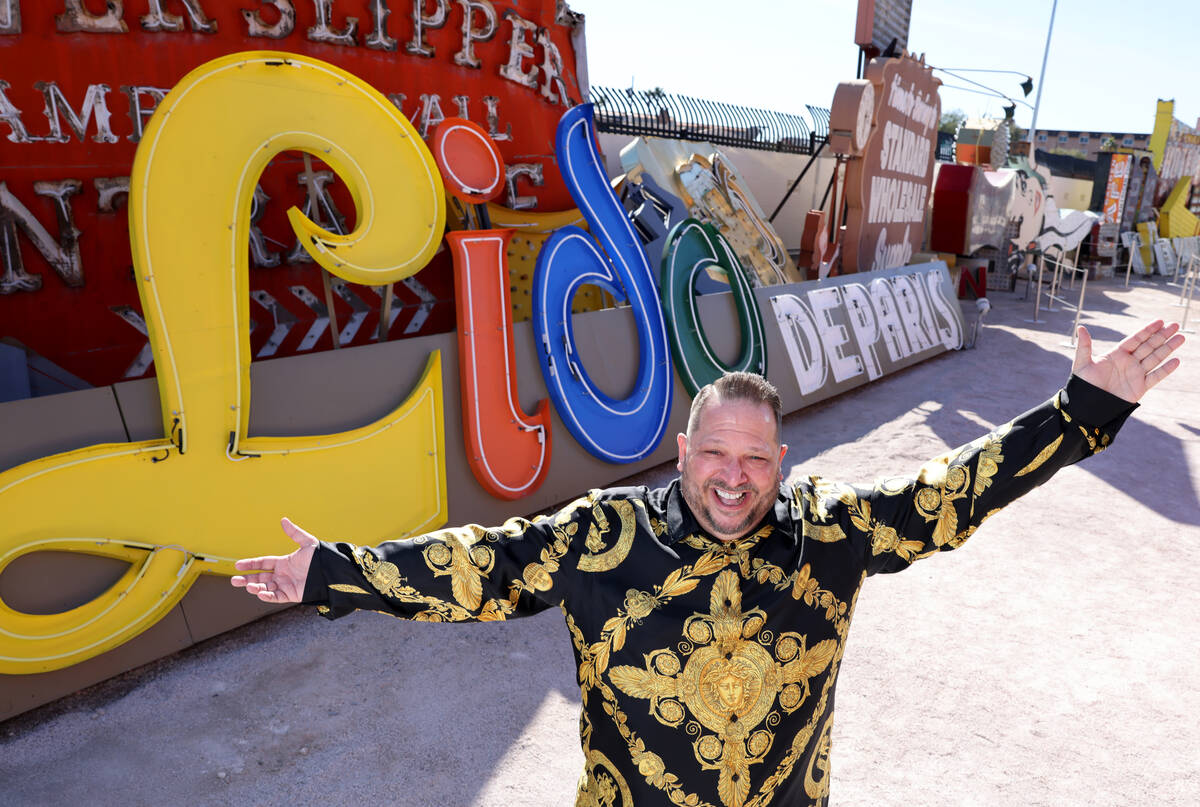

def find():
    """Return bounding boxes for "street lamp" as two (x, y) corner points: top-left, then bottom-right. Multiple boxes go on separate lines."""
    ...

(933, 67), (1034, 97)
(1027, 0), (1060, 159)
(930, 67), (1034, 124)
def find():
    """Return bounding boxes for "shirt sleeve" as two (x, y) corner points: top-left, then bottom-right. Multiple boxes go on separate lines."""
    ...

(300, 490), (601, 622)
(800, 375), (1137, 576)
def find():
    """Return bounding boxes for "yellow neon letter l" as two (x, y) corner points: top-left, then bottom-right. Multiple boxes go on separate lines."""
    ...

(0, 52), (448, 673)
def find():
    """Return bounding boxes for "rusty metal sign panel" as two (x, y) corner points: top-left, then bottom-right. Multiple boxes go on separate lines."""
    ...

(854, 0), (913, 53)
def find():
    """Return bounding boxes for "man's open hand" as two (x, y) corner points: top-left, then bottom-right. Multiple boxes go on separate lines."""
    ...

(1072, 320), (1184, 403)
(230, 518), (318, 604)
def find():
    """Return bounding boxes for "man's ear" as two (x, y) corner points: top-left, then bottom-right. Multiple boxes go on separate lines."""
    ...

(778, 444), (788, 478)
(676, 432), (688, 472)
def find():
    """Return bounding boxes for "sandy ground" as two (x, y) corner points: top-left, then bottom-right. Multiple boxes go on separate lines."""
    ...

(2, 275), (1198, 806)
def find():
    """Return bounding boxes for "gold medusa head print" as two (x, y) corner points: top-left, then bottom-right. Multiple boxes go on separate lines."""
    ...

(609, 569), (837, 807)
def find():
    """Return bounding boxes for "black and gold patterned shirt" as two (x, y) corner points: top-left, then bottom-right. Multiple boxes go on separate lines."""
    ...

(303, 376), (1134, 806)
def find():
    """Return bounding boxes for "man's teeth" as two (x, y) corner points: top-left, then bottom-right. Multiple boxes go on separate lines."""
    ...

(715, 489), (745, 503)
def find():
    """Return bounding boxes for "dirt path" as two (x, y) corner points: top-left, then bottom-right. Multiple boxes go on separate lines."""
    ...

(2, 276), (1197, 806)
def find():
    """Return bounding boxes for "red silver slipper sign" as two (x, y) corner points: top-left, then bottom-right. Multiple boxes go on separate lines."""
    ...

(0, 0), (585, 390)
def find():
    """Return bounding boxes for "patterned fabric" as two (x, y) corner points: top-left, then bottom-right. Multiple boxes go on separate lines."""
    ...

(304, 376), (1134, 806)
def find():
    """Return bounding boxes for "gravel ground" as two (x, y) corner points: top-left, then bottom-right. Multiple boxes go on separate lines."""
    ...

(2, 276), (1197, 806)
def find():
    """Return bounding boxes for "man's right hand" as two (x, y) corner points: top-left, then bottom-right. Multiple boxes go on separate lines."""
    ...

(230, 518), (318, 604)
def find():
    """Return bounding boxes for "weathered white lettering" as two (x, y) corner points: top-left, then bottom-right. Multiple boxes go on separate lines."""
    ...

(888, 274), (931, 353)
(0, 180), (84, 293)
(924, 269), (963, 349)
(505, 162), (542, 210)
(770, 293), (828, 395)
(483, 94), (511, 141)
(499, 9), (538, 89)
(0, 80), (34, 143)
(286, 169), (348, 264)
(364, 0), (397, 51)
(56, 0), (128, 33)
(308, 0), (358, 46)
(453, 0), (497, 69)
(93, 177), (130, 213)
(1, 0), (21, 34)
(841, 282), (883, 380)
(867, 276), (910, 362)
(535, 27), (570, 105)
(33, 81), (119, 144)
(887, 75), (937, 133)
(806, 286), (862, 383)
(248, 184), (281, 268)
(870, 226), (913, 272)
(413, 92), (446, 137)
(242, 0), (295, 39)
(406, 0), (448, 57)
(141, 0), (217, 33)
(118, 85), (168, 143)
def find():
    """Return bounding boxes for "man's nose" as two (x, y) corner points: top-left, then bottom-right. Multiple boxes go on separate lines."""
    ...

(720, 457), (749, 486)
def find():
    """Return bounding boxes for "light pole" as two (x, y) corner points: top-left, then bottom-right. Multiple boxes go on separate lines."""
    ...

(1026, 0), (1059, 162)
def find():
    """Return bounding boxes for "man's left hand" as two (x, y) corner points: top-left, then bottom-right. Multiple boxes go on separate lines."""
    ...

(1072, 320), (1184, 403)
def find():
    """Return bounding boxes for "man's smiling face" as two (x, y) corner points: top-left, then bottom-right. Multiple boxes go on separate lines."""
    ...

(677, 395), (787, 543)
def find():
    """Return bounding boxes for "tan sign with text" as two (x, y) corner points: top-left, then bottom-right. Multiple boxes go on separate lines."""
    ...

(835, 53), (940, 273)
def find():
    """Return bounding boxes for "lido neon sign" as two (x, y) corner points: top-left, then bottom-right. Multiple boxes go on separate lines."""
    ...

(0, 52), (767, 672)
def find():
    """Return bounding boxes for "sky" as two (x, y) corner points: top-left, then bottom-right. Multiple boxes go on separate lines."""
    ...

(570, 0), (1198, 137)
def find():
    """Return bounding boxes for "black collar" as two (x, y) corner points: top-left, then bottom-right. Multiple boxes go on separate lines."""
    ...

(661, 478), (799, 546)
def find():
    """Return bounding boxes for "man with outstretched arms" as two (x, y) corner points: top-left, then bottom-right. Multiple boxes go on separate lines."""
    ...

(233, 320), (1183, 806)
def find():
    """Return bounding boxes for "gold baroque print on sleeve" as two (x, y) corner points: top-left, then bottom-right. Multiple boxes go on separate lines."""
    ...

(509, 520), (575, 604)
(579, 499), (640, 573)
(422, 533), (495, 612)
(353, 547), (475, 621)
(1015, 434), (1064, 477)
(1077, 423), (1111, 453)
(912, 454), (973, 548)
(799, 478), (859, 523)
(845, 494), (926, 560)
(355, 547), (408, 598)
(1054, 390), (1071, 421)
(801, 521), (846, 544)
(329, 583), (371, 595)
(507, 494), (599, 605)
(971, 425), (1008, 499)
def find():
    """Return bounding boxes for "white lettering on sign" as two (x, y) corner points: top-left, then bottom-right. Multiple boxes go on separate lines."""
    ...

(887, 74), (938, 133)
(878, 120), (931, 178)
(770, 265), (964, 398)
(771, 294), (828, 396)
(870, 226), (914, 272)
(868, 276), (910, 362)
(807, 286), (863, 383)
(867, 176), (928, 225)
(840, 283), (882, 380)
(925, 270), (964, 350)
